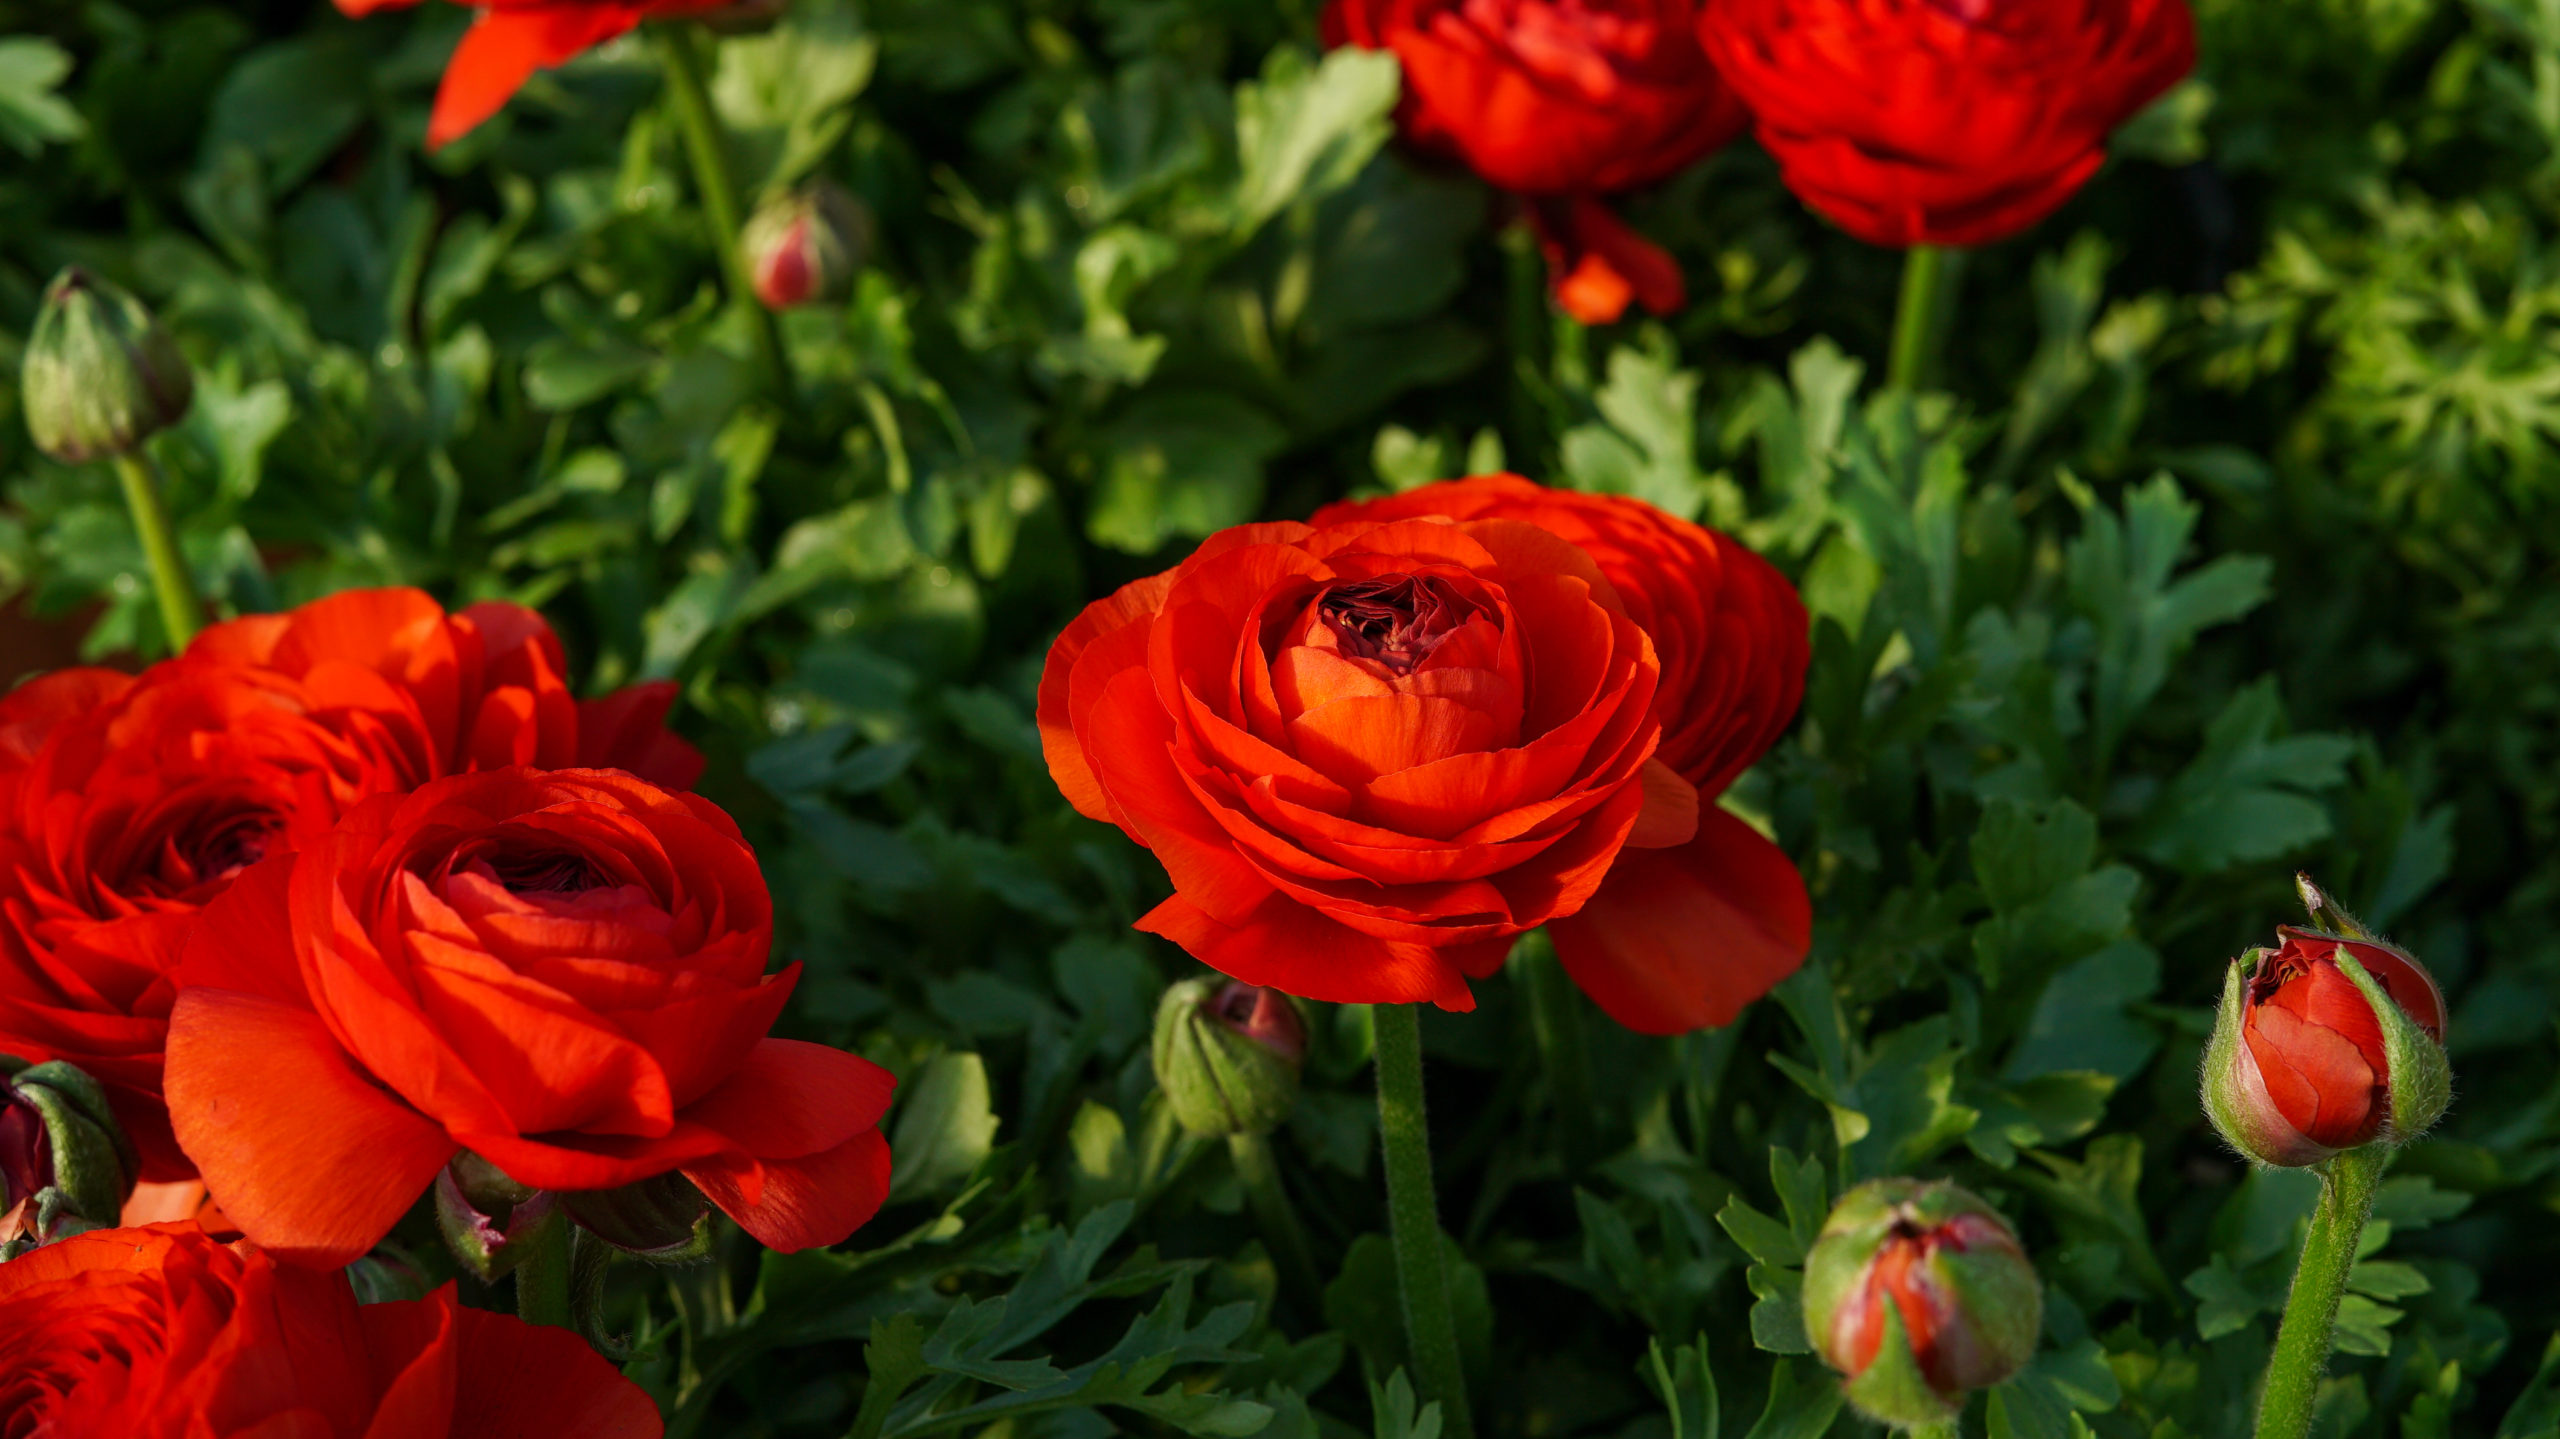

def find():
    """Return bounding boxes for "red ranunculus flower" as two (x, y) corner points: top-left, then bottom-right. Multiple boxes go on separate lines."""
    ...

(1041, 511), (1707, 1010)
(1325, 0), (1746, 324)
(335, 0), (743, 149)
(2225, 927), (2447, 1163)
(1314, 475), (1809, 1031)
(0, 1223), (663, 1438)
(0, 588), (700, 1181)
(1700, 0), (2196, 248)
(163, 768), (894, 1268)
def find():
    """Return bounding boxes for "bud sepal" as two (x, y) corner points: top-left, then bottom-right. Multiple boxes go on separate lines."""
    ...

(0, 1057), (140, 1257)
(22, 268), (194, 464)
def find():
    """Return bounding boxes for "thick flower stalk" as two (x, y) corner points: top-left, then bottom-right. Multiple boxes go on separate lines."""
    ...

(1802, 1179), (2042, 1431)
(1326, 0), (1746, 324)
(161, 768), (897, 1268)
(0, 1223), (663, 1437)
(0, 589), (698, 1183)
(2201, 876), (2452, 1439)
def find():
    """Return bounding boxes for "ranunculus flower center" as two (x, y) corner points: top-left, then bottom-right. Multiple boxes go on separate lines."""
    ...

(117, 794), (288, 903)
(1316, 575), (1484, 677)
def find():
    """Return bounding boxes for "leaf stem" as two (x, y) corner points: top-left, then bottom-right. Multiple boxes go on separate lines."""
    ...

(652, 24), (792, 403)
(109, 448), (200, 651)
(1373, 1003), (1475, 1439)
(1228, 1129), (1324, 1319)
(2254, 1145), (2389, 1439)
(1885, 244), (1962, 395)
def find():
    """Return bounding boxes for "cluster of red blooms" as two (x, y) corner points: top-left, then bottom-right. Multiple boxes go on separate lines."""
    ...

(1330, 0), (2198, 321)
(0, 589), (897, 1434)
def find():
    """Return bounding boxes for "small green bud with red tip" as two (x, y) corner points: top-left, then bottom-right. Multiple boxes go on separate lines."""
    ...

(2201, 875), (2450, 1168)
(22, 268), (194, 464)
(1802, 1178), (2042, 1430)
(743, 182), (872, 311)
(0, 1058), (140, 1258)
(1151, 977), (1308, 1138)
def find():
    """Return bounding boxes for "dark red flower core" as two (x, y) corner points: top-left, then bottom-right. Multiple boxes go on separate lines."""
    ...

(1318, 576), (1485, 677)
(0, 1092), (50, 1209)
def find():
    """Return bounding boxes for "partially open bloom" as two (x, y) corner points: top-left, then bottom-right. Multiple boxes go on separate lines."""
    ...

(1153, 978), (1309, 1137)
(163, 768), (894, 1267)
(0, 1223), (663, 1438)
(0, 589), (699, 1180)
(334, 0), (744, 149)
(1325, 0), (1745, 323)
(1041, 512), (1702, 1010)
(1313, 476), (1810, 1032)
(1803, 1179), (2042, 1428)
(1701, 0), (2196, 247)
(2204, 925), (2449, 1167)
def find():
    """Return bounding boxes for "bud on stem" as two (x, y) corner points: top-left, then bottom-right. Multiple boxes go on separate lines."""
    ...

(742, 182), (872, 311)
(23, 268), (193, 465)
(1151, 977), (1308, 1138)
(1803, 1179), (2041, 1430)
(0, 1058), (141, 1258)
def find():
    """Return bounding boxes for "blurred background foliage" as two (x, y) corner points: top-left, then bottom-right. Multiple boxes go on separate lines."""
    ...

(5, 0), (2560, 1435)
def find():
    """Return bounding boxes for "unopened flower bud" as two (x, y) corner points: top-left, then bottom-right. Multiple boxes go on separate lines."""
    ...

(742, 182), (871, 311)
(1803, 1179), (2042, 1430)
(0, 1059), (140, 1257)
(1151, 977), (1307, 1138)
(434, 1153), (562, 1283)
(2203, 884), (2449, 1168)
(22, 268), (194, 464)
(563, 1171), (715, 1264)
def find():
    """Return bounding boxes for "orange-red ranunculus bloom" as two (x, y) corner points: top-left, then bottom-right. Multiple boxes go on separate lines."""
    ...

(334, 0), (741, 149)
(1041, 504), (1719, 1012)
(1325, 0), (1745, 324)
(1700, 0), (2195, 248)
(0, 589), (699, 1181)
(162, 768), (894, 1268)
(2227, 927), (2448, 1164)
(1313, 475), (1809, 1031)
(0, 1223), (663, 1438)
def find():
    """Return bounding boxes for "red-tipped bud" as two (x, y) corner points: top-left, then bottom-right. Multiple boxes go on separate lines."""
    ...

(0, 1059), (140, 1257)
(1803, 1179), (2041, 1429)
(2205, 921), (2449, 1167)
(1151, 977), (1309, 1137)
(742, 182), (871, 311)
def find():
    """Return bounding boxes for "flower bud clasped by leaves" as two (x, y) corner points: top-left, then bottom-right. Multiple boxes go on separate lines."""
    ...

(743, 182), (872, 311)
(0, 1057), (141, 1258)
(2203, 907), (2449, 1168)
(1802, 1178), (2043, 1430)
(1151, 977), (1308, 1138)
(22, 267), (194, 464)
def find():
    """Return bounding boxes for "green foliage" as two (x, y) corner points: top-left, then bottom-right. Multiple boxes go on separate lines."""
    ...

(7, 0), (2560, 1436)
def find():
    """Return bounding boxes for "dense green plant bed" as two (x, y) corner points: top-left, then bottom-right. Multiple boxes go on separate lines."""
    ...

(3, 1), (2560, 1437)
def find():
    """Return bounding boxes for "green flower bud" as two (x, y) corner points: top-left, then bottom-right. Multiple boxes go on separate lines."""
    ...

(743, 182), (872, 311)
(1151, 977), (1308, 1138)
(21, 268), (194, 464)
(434, 1154), (562, 1283)
(1802, 1179), (2042, 1431)
(563, 1171), (716, 1264)
(0, 1058), (141, 1258)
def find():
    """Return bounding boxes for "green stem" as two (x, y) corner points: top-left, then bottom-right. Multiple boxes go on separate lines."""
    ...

(2254, 1146), (2389, 1439)
(109, 448), (200, 651)
(1502, 220), (1548, 474)
(1229, 1130), (1324, 1319)
(1885, 244), (1960, 395)
(653, 24), (792, 403)
(514, 1212), (574, 1331)
(1373, 1004), (1475, 1439)
(1517, 941), (1599, 1172)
